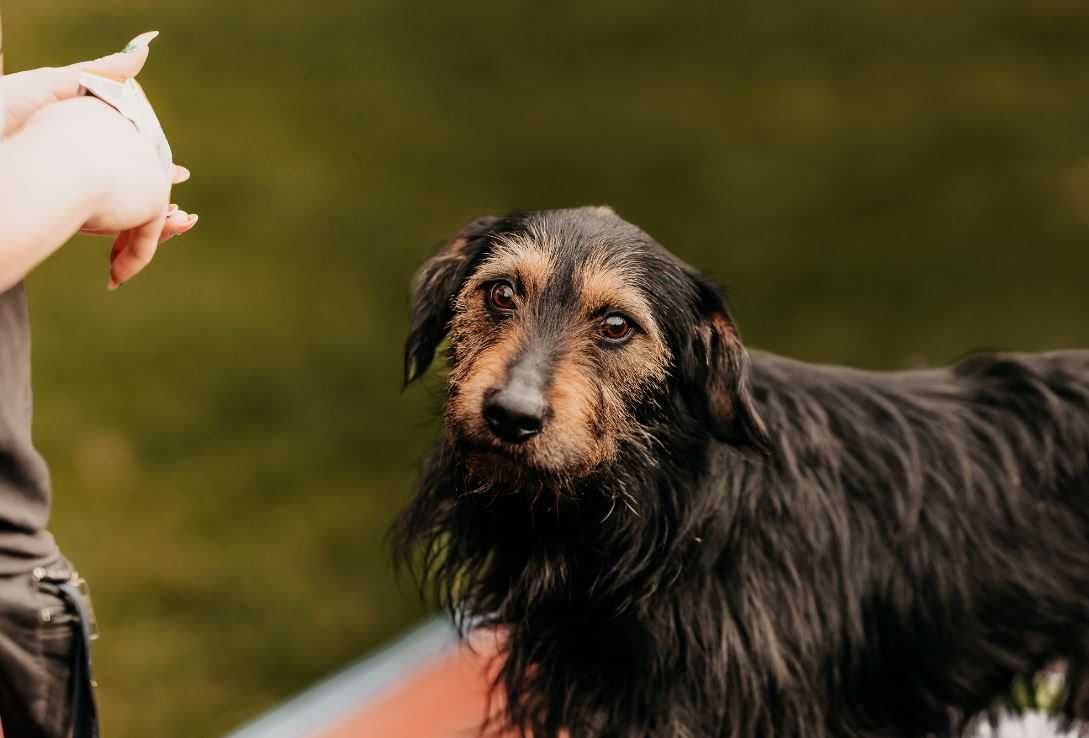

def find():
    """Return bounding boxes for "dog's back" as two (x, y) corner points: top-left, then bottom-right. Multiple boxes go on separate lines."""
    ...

(735, 350), (1089, 735)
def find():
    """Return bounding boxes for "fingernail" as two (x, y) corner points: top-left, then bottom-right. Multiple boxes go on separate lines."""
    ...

(122, 31), (159, 54)
(185, 214), (199, 228)
(107, 278), (120, 291)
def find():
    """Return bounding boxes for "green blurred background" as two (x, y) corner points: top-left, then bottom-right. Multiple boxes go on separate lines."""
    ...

(5, 1), (1089, 735)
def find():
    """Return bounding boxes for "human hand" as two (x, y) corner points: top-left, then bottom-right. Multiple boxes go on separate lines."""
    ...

(5, 32), (198, 288)
(1, 31), (158, 138)
(30, 95), (198, 289)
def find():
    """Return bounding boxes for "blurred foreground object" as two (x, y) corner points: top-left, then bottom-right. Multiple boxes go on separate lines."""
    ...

(223, 618), (508, 738)
(223, 617), (1074, 738)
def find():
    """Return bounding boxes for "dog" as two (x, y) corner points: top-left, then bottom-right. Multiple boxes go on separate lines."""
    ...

(395, 206), (1089, 738)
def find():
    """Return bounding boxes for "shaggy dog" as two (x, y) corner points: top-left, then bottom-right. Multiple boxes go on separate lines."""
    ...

(395, 206), (1089, 738)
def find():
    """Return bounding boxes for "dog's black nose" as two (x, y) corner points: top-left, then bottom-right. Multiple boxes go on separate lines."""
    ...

(483, 387), (547, 443)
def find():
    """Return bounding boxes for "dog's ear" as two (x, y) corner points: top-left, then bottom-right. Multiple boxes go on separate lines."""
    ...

(685, 275), (770, 453)
(404, 216), (501, 386)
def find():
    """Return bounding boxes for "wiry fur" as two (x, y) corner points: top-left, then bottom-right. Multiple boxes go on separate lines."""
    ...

(396, 207), (1089, 738)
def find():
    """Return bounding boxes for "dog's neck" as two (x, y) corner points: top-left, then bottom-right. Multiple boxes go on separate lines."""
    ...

(400, 428), (731, 624)
(394, 429), (752, 737)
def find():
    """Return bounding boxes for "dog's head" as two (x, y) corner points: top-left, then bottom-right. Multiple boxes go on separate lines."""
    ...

(404, 207), (768, 486)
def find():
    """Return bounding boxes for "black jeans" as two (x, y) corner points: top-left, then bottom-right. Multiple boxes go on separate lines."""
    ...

(0, 557), (98, 738)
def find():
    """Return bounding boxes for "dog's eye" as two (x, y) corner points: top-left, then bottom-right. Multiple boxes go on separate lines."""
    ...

(601, 314), (635, 343)
(487, 281), (517, 312)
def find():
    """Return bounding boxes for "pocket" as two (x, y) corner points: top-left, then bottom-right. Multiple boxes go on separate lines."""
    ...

(35, 589), (77, 738)
(0, 575), (53, 737)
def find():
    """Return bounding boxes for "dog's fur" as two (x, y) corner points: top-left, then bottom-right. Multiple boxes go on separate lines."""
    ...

(396, 206), (1089, 738)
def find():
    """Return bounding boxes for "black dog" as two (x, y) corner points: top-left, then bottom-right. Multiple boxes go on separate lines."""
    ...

(396, 206), (1089, 738)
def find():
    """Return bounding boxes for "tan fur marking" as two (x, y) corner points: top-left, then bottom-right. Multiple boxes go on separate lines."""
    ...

(578, 263), (655, 334)
(446, 319), (522, 439)
(544, 353), (614, 472)
(469, 235), (554, 296)
(703, 312), (740, 421)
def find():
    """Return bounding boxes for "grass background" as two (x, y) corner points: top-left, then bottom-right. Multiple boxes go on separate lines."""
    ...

(4, 1), (1089, 735)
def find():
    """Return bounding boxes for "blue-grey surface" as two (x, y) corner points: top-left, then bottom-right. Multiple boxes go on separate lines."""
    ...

(223, 617), (456, 738)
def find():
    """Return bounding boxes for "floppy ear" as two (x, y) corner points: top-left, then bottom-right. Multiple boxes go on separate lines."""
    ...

(403, 216), (500, 386)
(687, 276), (770, 453)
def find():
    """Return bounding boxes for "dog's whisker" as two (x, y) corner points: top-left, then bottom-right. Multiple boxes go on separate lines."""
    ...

(599, 495), (617, 524)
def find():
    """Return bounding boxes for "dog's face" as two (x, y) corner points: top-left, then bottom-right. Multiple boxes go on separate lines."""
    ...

(405, 207), (768, 486)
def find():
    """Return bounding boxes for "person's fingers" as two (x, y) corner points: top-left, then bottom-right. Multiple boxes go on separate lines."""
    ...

(0, 31), (158, 137)
(18, 31), (158, 104)
(108, 211), (167, 290)
(109, 229), (133, 266)
(172, 165), (191, 185)
(159, 209), (199, 244)
(70, 30), (157, 81)
(81, 199), (193, 238)
(81, 206), (167, 237)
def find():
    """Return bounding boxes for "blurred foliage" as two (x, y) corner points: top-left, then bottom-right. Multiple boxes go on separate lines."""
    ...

(5, 1), (1089, 735)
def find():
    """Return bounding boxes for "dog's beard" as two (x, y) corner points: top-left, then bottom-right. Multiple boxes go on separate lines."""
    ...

(397, 398), (724, 738)
(451, 434), (582, 504)
(441, 403), (593, 496)
(443, 406), (675, 523)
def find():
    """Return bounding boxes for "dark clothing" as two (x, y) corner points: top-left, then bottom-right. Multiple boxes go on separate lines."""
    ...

(0, 555), (98, 738)
(0, 283), (60, 574)
(0, 283), (96, 737)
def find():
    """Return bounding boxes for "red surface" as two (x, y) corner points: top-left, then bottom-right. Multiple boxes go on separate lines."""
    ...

(317, 637), (508, 738)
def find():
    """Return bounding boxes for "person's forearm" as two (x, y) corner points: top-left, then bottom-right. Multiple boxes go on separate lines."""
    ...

(0, 98), (107, 291)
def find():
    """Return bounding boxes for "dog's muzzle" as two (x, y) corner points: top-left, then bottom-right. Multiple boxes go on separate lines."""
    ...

(483, 352), (550, 443)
